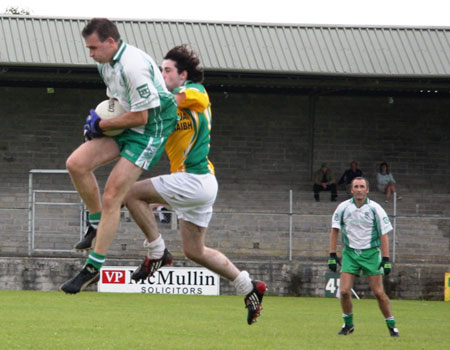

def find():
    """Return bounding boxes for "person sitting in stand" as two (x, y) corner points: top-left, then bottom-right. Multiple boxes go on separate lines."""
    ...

(313, 163), (338, 202)
(376, 162), (402, 203)
(338, 161), (363, 194)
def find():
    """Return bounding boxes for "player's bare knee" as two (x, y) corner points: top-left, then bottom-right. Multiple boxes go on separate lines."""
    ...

(183, 248), (197, 261)
(102, 188), (124, 211)
(183, 246), (204, 262)
(373, 289), (387, 300)
(65, 155), (79, 175)
(66, 154), (89, 176)
(340, 289), (352, 298)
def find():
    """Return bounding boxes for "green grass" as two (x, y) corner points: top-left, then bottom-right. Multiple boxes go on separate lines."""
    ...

(0, 291), (449, 350)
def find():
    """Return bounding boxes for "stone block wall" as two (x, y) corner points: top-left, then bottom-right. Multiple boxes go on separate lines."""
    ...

(0, 86), (449, 298)
(0, 257), (447, 300)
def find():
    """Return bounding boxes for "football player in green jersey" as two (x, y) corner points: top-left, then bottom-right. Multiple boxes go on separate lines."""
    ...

(328, 177), (399, 337)
(60, 18), (178, 294)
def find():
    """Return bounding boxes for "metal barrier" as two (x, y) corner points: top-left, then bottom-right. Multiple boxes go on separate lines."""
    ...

(28, 169), (177, 255)
(26, 172), (401, 259)
(28, 169), (85, 255)
(28, 171), (449, 261)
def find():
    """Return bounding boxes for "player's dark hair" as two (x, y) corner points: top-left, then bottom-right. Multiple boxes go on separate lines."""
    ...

(379, 162), (390, 174)
(82, 18), (121, 42)
(164, 45), (204, 83)
(351, 176), (369, 188)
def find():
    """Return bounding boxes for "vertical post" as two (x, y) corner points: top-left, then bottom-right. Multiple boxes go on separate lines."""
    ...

(171, 211), (178, 230)
(28, 171), (33, 256)
(32, 191), (36, 252)
(80, 200), (86, 240)
(308, 95), (317, 179)
(393, 192), (397, 263)
(289, 189), (293, 261)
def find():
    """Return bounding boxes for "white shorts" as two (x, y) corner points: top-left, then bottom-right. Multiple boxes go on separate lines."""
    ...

(151, 172), (218, 227)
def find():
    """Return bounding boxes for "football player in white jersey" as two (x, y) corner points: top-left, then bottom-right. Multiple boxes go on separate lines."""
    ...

(60, 18), (178, 294)
(328, 177), (399, 337)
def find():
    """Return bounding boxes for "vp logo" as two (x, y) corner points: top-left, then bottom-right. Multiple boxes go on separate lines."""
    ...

(102, 270), (126, 284)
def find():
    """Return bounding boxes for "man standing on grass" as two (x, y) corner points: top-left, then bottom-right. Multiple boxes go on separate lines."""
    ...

(328, 177), (399, 337)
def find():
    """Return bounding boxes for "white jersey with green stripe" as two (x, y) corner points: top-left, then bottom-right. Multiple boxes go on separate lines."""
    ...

(97, 41), (175, 134)
(331, 197), (393, 249)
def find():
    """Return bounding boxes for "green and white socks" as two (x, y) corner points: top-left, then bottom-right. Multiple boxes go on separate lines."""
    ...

(343, 313), (354, 326)
(86, 251), (105, 271)
(341, 313), (396, 329)
(385, 316), (396, 329)
(88, 211), (101, 229)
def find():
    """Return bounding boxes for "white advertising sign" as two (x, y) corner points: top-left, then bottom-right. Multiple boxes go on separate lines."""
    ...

(98, 266), (220, 295)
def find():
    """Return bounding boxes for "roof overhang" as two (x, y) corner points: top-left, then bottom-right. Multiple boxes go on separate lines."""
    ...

(1, 64), (449, 96)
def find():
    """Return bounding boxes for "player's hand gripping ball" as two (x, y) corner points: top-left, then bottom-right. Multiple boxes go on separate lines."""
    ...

(84, 99), (126, 140)
(83, 109), (104, 140)
(94, 99), (126, 136)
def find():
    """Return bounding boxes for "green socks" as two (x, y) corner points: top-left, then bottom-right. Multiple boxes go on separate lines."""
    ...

(88, 212), (101, 229)
(343, 313), (353, 326)
(385, 317), (396, 328)
(86, 251), (106, 270)
(85, 213), (104, 270)
(342, 314), (395, 329)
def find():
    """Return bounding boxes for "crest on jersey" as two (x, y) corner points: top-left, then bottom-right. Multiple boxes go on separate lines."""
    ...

(137, 84), (151, 98)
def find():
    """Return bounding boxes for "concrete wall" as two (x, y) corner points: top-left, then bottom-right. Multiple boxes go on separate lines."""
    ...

(2, 86), (449, 208)
(312, 94), (450, 192)
(0, 86), (449, 299)
(0, 257), (446, 300)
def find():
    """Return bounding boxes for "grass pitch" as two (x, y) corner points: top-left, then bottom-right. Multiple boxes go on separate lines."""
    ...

(0, 290), (449, 350)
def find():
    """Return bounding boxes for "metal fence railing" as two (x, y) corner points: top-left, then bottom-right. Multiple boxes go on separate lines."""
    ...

(28, 170), (450, 261)
(28, 169), (84, 255)
(28, 169), (177, 255)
